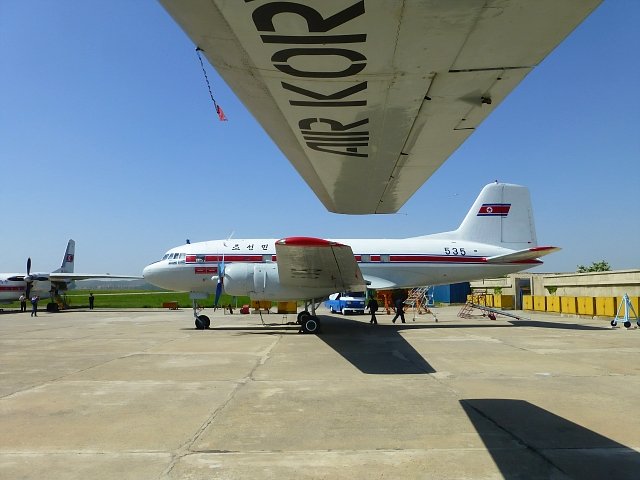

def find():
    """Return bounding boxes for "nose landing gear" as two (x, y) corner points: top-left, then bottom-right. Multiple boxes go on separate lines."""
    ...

(191, 294), (211, 330)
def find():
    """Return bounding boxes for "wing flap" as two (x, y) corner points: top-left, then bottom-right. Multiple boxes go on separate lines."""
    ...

(275, 237), (365, 292)
(487, 246), (561, 264)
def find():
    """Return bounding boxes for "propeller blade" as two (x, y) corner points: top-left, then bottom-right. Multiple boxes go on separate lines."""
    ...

(26, 282), (31, 299)
(213, 281), (223, 308)
(213, 260), (225, 308)
(27, 257), (31, 275)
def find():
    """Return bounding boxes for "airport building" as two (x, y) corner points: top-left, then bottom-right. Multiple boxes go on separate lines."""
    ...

(469, 269), (640, 318)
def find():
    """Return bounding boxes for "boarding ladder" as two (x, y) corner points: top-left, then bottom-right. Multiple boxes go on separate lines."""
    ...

(458, 301), (528, 321)
(404, 286), (437, 322)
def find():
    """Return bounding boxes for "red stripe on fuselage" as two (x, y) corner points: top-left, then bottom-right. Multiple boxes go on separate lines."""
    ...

(0, 286), (24, 292)
(181, 254), (539, 265)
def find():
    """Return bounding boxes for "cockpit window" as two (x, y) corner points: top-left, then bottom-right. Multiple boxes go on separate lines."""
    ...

(179, 253), (185, 259)
(162, 254), (169, 260)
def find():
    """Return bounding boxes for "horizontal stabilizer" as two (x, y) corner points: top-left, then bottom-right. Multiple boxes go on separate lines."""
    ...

(486, 246), (561, 264)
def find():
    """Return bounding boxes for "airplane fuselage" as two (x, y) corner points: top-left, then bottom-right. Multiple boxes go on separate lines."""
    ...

(0, 276), (51, 303)
(143, 237), (539, 299)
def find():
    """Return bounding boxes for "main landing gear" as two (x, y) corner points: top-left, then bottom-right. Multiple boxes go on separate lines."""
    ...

(297, 299), (322, 334)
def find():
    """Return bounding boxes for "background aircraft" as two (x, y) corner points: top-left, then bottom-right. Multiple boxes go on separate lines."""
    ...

(159, 0), (602, 213)
(143, 182), (559, 332)
(0, 240), (140, 309)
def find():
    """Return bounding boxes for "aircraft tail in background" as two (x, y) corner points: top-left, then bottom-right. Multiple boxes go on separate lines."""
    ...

(53, 239), (75, 274)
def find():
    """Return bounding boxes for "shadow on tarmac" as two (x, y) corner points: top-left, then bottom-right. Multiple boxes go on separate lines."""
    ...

(315, 315), (436, 375)
(461, 399), (640, 479)
(506, 319), (610, 330)
(185, 313), (610, 374)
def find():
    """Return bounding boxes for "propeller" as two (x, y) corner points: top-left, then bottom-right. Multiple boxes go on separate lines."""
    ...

(22, 257), (48, 298)
(214, 234), (233, 309)
(25, 257), (33, 298)
(213, 259), (225, 308)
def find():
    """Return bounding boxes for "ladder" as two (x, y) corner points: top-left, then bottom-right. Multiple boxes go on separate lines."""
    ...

(458, 302), (528, 321)
(404, 286), (438, 322)
(458, 302), (475, 319)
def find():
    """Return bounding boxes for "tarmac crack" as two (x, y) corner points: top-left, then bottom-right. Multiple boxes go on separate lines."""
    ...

(158, 333), (283, 479)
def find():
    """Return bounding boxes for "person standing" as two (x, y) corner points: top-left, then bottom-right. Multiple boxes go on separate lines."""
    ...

(89, 292), (95, 310)
(392, 296), (406, 324)
(367, 296), (379, 325)
(30, 295), (39, 317)
(19, 293), (27, 312)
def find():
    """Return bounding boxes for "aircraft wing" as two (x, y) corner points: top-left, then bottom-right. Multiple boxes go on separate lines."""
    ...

(48, 273), (142, 283)
(159, 0), (601, 214)
(487, 246), (561, 264)
(275, 237), (365, 291)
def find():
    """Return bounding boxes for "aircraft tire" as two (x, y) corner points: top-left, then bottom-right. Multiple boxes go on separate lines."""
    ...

(199, 315), (211, 329)
(195, 317), (206, 330)
(297, 310), (310, 324)
(624, 321), (631, 329)
(301, 315), (320, 334)
(610, 320), (617, 327)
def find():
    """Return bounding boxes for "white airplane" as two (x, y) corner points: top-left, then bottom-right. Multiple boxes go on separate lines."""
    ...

(143, 182), (559, 332)
(159, 1), (601, 214)
(0, 240), (140, 310)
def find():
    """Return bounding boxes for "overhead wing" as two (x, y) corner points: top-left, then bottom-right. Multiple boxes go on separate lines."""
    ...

(487, 246), (561, 264)
(159, 0), (601, 214)
(275, 237), (365, 291)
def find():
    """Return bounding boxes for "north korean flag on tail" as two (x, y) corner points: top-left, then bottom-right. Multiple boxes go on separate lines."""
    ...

(477, 203), (511, 216)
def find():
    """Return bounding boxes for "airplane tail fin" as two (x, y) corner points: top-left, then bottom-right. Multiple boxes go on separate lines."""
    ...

(440, 183), (538, 249)
(54, 240), (75, 273)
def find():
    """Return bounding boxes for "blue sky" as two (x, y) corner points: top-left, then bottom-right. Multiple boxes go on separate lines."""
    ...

(1, 1), (638, 276)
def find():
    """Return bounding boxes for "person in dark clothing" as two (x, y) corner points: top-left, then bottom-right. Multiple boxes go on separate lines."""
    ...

(19, 294), (27, 312)
(30, 295), (39, 317)
(367, 297), (379, 325)
(89, 292), (95, 310)
(392, 296), (406, 323)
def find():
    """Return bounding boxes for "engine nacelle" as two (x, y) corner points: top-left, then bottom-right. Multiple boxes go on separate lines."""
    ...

(223, 263), (335, 301)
